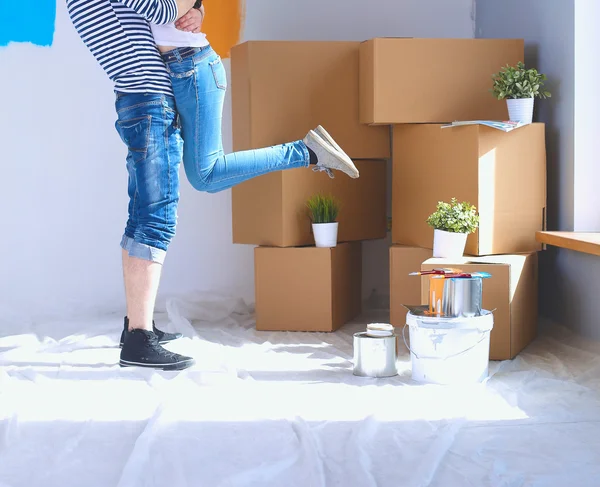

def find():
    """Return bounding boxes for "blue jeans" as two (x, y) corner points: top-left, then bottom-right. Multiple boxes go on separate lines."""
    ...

(114, 93), (183, 264)
(162, 46), (310, 193)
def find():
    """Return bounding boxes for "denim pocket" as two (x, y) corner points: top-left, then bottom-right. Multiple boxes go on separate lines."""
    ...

(166, 57), (195, 79)
(209, 56), (227, 90)
(116, 116), (151, 163)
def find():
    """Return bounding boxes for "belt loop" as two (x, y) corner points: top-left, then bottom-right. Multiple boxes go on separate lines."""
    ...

(174, 49), (183, 62)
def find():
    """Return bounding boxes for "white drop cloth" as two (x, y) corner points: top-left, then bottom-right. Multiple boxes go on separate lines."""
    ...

(1, 293), (600, 487)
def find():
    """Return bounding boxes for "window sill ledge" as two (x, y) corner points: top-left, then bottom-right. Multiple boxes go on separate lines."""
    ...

(536, 231), (600, 256)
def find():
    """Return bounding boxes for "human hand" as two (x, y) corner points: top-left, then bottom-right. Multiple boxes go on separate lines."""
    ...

(175, 5), (204, 33)
(175, 0), (197, 20)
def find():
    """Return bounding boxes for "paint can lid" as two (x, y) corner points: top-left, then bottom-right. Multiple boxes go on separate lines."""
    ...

(366, 323), (394, 337)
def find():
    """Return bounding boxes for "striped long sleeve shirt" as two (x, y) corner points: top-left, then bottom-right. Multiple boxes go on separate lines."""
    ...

(66, 0), (179, 96)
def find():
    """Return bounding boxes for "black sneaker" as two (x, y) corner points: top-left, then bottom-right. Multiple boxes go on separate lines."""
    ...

(119, 316), (182, 348)
(120, 328), (195, 371)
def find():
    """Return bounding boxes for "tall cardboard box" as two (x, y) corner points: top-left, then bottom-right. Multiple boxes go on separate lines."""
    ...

(359, 38), (524, 124)
(390, 246), (433, 327)
(254, 243), (362, 332)
(392, 123), (546, 256)
(232, 41), (390, 159)
(420, 253), (538, 360)
(233, 160), (387, 247)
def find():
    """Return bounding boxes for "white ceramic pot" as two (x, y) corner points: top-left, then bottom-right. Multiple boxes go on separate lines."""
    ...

(432, 229), (468, 259)
(506, 98), (534, 124)
(312, 222), (338, 248)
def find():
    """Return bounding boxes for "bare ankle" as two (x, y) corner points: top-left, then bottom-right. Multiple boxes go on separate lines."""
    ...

(122, 249), (163, 335)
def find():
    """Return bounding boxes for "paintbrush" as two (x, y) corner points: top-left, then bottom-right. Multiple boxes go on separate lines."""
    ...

(430, 271), (492, 279)
(409, 268), (462, 276)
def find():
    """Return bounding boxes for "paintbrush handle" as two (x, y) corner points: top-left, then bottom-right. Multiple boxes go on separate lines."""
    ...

(431, 273), (473, 279)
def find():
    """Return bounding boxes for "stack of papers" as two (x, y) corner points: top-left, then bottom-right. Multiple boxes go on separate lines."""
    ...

(441, 120), (527, 132)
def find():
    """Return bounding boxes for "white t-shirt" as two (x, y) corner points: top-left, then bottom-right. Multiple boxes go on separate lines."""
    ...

(151, 22), (209, 48)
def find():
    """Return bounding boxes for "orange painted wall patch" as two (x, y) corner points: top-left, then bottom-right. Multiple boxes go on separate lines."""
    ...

(202, 0), (246, 59)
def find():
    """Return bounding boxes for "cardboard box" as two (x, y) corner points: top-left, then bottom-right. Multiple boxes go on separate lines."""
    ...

(232, 41), (390, 159)
(389, 245), (433, 327)
(233, 160), (387, 247)
(420, 253), (538, 360)
(359, 38), (524, 124)
(254, 243), (362, 332)
(392, 123), (546, 256)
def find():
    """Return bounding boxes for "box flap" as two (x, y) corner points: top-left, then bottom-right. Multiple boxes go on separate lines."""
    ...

(475, 123), (546, 255)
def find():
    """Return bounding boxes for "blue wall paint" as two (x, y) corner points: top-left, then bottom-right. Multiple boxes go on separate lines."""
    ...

(0, 0), (56, 47)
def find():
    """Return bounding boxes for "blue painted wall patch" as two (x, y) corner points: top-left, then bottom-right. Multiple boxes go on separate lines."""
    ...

(0, 0), (56, 47)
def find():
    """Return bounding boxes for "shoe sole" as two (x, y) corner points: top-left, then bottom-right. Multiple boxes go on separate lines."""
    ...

(306, 131), (359, 178)
(119, 358), (196, 371)
(315, 125), (353, 163)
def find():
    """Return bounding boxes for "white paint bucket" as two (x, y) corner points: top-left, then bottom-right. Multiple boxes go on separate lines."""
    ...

(312, 222), (338, 248)
(506, 98), (534, 124)
(405, 311), (494, 385)
(432, 229), (467, 259)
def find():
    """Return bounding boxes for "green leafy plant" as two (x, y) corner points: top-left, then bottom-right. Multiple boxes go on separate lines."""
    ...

(491, 61), (551, 100)
(426, 198), (479, 234)
(306, 194), (340, 224)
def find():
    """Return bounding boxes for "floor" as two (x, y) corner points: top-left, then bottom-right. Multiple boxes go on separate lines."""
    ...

(2, 293), (600, 487)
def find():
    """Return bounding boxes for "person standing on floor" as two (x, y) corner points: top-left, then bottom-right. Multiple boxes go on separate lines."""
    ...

(66, 0), (357, 371)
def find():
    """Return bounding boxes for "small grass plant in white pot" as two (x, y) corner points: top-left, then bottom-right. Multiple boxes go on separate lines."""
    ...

(426, 198), (479, 259)
(307, 194), (340, 248)
(491, 61), (551, 124)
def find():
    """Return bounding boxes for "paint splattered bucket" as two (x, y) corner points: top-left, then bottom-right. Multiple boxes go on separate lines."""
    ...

(405, 311), (494, 384)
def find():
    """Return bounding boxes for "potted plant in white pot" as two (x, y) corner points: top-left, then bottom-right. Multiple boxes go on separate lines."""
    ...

(426, 198), (479, 259)
(307, 194), (340, 248)
(491, 61), (551, 124)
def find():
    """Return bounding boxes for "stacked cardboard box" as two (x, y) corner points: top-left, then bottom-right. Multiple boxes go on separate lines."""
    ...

(231, 41), (389, 332)
(358, 38), (546, 360)
(254, 243), (362, 332)
(359, 38), (525, 124)
(230, 37), (546, 356)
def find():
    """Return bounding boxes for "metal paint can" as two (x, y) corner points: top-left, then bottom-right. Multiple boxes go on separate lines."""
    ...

(353, 332), (398, 378)
(441, 277), (483, 317)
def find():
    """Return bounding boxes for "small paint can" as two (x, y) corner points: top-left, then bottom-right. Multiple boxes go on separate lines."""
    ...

(353, 332), (398, 378)
(441, 277), (483, 318)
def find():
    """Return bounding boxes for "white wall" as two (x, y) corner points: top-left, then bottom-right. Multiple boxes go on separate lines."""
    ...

(0, 0), (475, 321)
(242, 0), (476, 41)
(573, 0), (600, 232)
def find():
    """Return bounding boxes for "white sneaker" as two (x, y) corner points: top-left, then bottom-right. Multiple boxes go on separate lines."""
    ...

(303, 130), (360, 179)
(314, 125), (353, 165)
